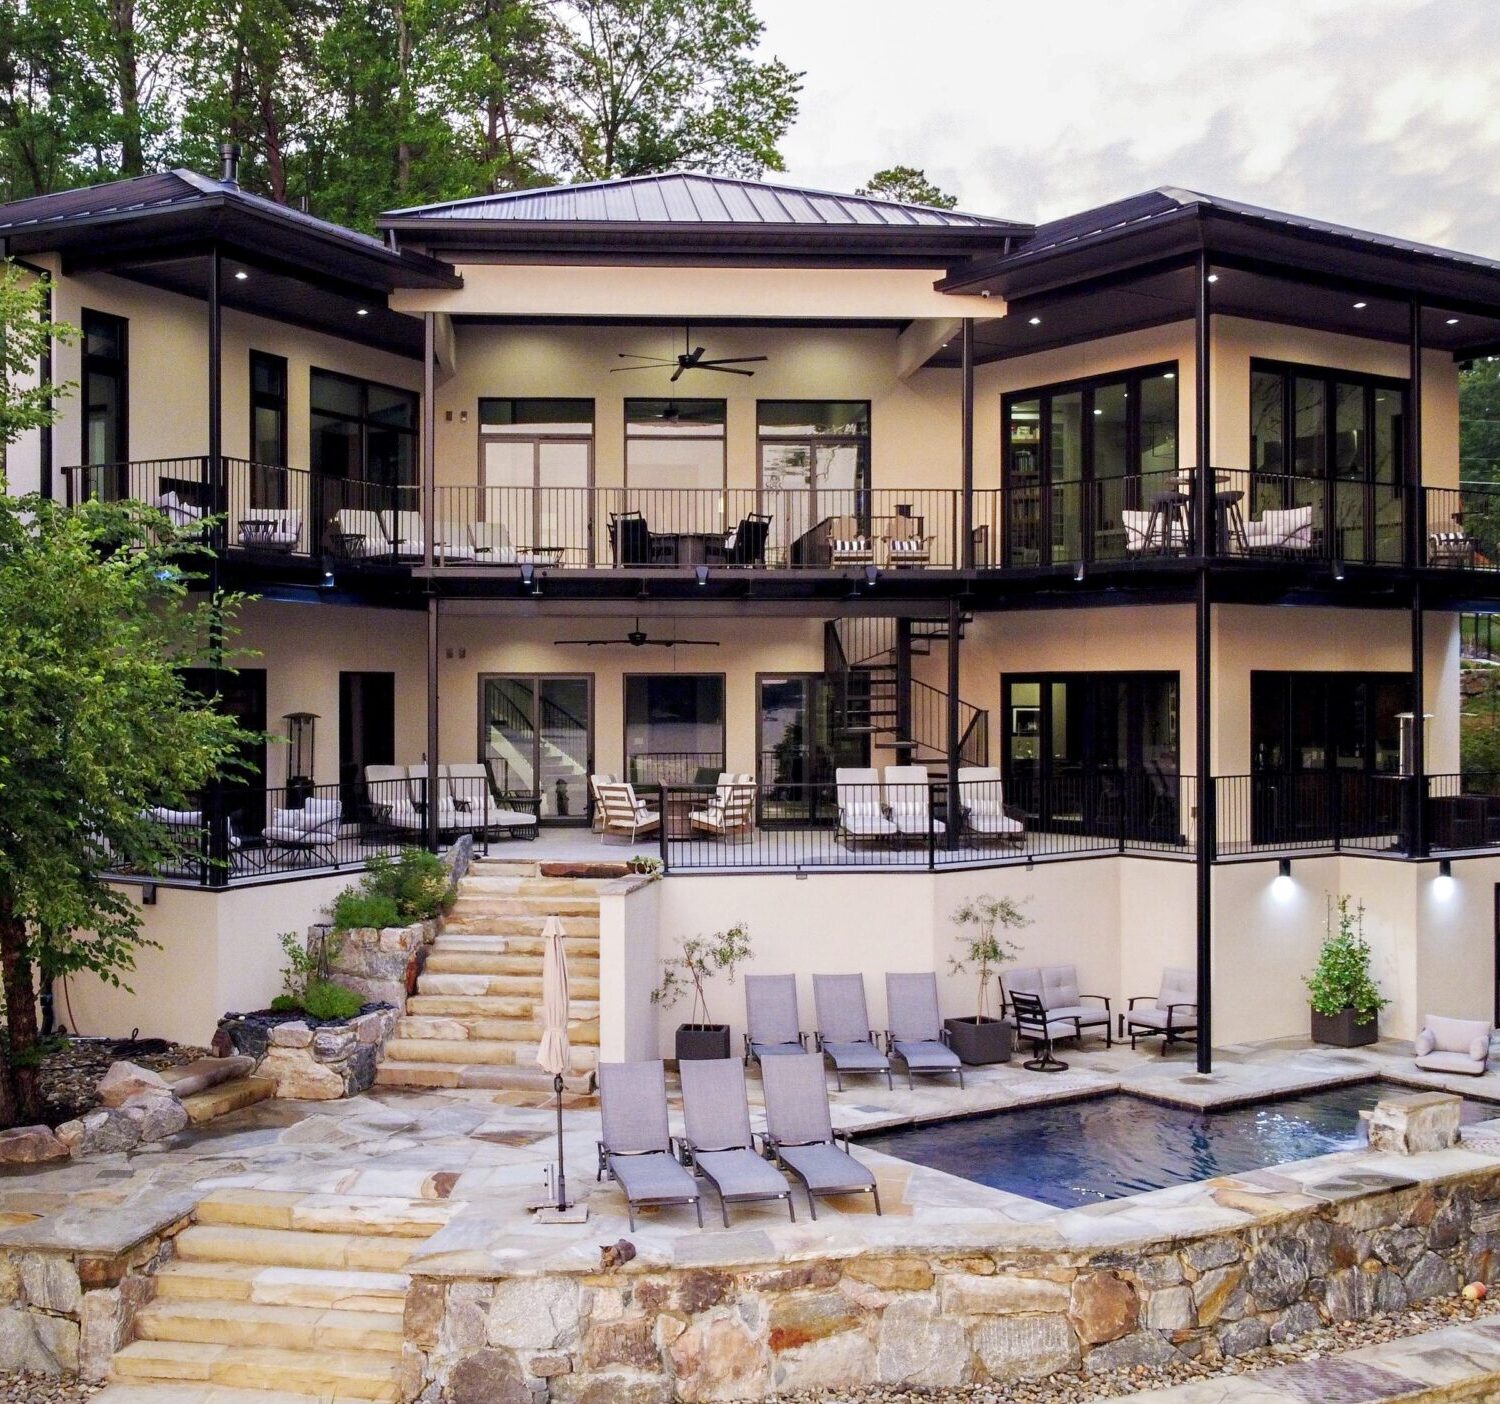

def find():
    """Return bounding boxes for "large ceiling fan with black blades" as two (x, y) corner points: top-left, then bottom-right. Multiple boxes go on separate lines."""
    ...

(612, 324), (768, 382)
(552, 618), (720, 648)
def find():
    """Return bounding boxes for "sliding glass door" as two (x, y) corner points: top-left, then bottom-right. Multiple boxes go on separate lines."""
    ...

(479, 399), (594, 565)
(757, 674), (866, 824)
(624, 675), (725, 788)
(481, 674), (593, 823)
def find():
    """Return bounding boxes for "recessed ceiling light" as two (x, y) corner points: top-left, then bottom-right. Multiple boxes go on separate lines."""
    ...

(1206, 274), (1219, 283)
(1447, 317), (1460, 325)
(1028, 316), (1042, 326)
(1093, 408), (1103, 415)
(234, 269), (248, 281)
(1353, 301), (1367, 309)
(356, 308), (369, 317)
(1164, 372), (1175, 379)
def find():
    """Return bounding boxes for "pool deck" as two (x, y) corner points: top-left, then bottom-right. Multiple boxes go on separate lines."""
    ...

(6, 1033), (1500, 1287)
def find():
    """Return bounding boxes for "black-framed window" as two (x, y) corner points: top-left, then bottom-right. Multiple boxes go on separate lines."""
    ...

(758, 400), (871, 562)
(249, 351), (288, 508)
(1002, 363), (1178, 567)
(624, 399), (725, 490)
(82, 309), (128, 468)
(623, 674), (726, 788)
(310, 368), (418, 488)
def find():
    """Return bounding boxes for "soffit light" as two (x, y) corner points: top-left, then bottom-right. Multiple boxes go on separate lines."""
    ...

(233, 269), (248, 281)
(356, 308), (369, 317)
(1447, 317), (1460, 325)
(1205, 274), (1218, 283)
(1028, 316), (1042, 326)
(1353, 301), (1368, 309)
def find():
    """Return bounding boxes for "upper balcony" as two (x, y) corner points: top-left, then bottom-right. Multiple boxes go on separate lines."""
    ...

(60, 456), (1500, 588)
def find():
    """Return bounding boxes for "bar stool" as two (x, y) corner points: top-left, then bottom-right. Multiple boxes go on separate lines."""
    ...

(1146, 491), (1190, 554)
(1216, 490), (1248, 554)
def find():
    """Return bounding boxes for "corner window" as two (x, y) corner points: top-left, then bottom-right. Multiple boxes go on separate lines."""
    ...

(310, 369), (418, 487)
(82, 309), (128, 468)
(249, 351), (288, 508)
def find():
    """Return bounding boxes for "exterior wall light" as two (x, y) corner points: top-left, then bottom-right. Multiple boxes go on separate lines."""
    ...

(864, 564), (880, 587)
(1435, 858), (1455, 898)
(695, 565), (709, 586)
(1273, 856), (1294, 899)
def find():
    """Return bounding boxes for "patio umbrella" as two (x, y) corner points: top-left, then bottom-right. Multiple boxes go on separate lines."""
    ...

(536, 913), (571, 1210)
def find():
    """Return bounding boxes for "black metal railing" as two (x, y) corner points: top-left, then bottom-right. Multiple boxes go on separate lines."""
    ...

(626, 751), (728, 789)
(661, 773), (1197, 872)
(1213, 773), (1414, 858)
(1425, 485), (1497, 570)
(1426, 773), (1500, 851)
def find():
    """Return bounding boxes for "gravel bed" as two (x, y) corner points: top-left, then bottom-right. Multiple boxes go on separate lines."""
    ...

(41, 1036), (210, 1126)
(786, 1291), (1500, 1401)
(0, 1372), (101, 1401)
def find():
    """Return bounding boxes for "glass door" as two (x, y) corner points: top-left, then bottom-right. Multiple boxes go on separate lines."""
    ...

(624, 675), (725, 788)
(757, 675), (865, 825)
(480, 674), (593, 823)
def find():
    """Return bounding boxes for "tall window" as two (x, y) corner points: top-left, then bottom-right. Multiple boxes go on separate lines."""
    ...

(82, 309), (128, 468)
(479, 399), (593, 562)
(1249, 360), (1406, 564)
(1003, 364), (1178, 567)
(623, 674), (725, 788)
(758, 401), (870, 560)
(625, 400), (725, 490)
(310, 369), (418, 488)
(249, 351), (288, 507)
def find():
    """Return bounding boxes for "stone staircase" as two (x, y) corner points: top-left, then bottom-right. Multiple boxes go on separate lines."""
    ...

(106, 1187), (450, 1401)
(375, 858), (604, 1092)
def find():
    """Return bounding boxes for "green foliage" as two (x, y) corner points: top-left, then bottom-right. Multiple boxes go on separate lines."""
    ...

(329, 889), (402, 933)
(0, 263), (78, 450)
(949, 894), (1028, 1021)
(856, 166), (958, 210)
(1305, 895), (1389, 1023)
(626, 855), (663, 879)
(269, 993), (300, 1013)
(278, 927), (342, 1003)
(651, 921), (751, 1026)
(300, 979), (364, 1021)
(328, 849), (450, 932)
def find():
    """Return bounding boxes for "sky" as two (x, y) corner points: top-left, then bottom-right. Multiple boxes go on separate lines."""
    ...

(753, 0), (1500, 257)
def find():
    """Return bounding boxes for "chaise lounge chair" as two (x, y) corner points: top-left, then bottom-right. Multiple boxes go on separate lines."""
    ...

(1415, 1015), (1494, 1076)
(957, 766), (1026, 846)
(884, 972), (964, 1089)
(885, 765), (945, 840)
(744, 974), (807, 1064)
(1122, 966), (1198, 1051)
(443, 762), (540, 841)
(835, 767), (897, 845)
(596, 1060), (703, 1230)
(678, 1058), (796, 1225)
(760, 1052), (881, 1220)
(812, 973), (892, 1090)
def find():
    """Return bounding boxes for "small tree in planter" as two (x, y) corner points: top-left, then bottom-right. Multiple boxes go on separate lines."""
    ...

(651, 922), (752, 1061)
(1306, 895), (1388, 1047)
(945, 894), (1028, 1064)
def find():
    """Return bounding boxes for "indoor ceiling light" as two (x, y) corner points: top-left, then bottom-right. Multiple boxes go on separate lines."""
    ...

(1093, 408), (1103, 415)
(1353, 301), (1368, 309)
(233, 269), (248, 281)
(1164, 372), (1176, 379)
(1028, 316), (1042, 326)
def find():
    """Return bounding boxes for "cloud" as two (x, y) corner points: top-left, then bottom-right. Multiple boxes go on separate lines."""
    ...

(755, 0), (1500, 256)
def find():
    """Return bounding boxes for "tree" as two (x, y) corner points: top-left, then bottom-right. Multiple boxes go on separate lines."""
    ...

(1459, 357), (1500, 564)
(550, 0), (801, 180)
(0, 260), (249, 1127)
(856, 165), (958, 210)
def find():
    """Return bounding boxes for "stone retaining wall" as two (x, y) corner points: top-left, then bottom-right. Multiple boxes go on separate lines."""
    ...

(405, 1166), (1500, 1402)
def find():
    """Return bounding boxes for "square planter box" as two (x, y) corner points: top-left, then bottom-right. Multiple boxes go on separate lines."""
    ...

(944, 1016), (1013, 1065)
(1311, 1007), (1379, 1048)
(675, 1023), (732, 1062)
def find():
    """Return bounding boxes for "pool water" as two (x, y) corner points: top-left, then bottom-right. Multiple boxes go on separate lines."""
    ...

(858, 1082), (1490, 1209)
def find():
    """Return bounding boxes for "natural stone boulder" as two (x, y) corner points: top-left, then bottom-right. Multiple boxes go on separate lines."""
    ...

(1142, 1283), (1196, 1333)
(17, 1255), (81, 1314)
(257, 1047), (345, 1100)
(1069, 1270), (1138, 1345)
(1405, 1250), (1460, 1300)
(269, 1020), (314, 1049)
(0, 1125), (68, 1164)
(668, 1314), (768, 1400)
(120, 1092), (188, 1142)
(844, 1256), (934, 1292)
(55, 1108), (141, 1157)
(1269, 1300), (1324, 1343)
(1366, 1093), (1462, 1155)
(1217, 1317), (1270, 1356)
(943, 1273), (1068, 1315)
(161, 1054), (255, 1097)
(446, 1346), (530, 1404)
(95, 1061), (170, 1108)
(971, 1314), (1079, 1380)
(875, 1297), (968, 1388)
(1191, 1264), (1246, 1324)
(768, 1291), (862, 1352)
(1247, 1236), (1308, 1309)
(312, 1026), (357, 1061)
(0, 1305), (78, 1374)
(1084, 1329), (1182, 1375)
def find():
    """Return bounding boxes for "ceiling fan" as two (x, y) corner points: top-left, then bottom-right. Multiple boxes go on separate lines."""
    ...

(553, 618), (720, 648)
(612, 324), (768, 382)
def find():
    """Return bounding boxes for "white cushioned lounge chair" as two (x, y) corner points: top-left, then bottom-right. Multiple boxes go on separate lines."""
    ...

(958, 765), (1025, 844)
(836, 767), (896, 844)
(1415, 1014), (1493, 1076)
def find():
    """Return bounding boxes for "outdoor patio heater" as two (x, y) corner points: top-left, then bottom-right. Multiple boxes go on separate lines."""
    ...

(283, 711), (319, 806)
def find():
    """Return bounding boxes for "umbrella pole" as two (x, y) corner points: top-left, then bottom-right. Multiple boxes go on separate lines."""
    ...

(554, 1072), (567, 1210)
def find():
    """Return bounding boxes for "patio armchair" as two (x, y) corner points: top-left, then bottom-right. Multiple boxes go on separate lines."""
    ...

(1011, 989), (1068, 1072)
(263, 798), (342, 866)
(881, 515), (934, 568)
(467, 520), (519, 565)
(443, 762), (539, 841)
(1122, 504), (1189, 554)
(1415, 1014), (1493, 1076)
(1428, 529), (1477, 569)
(588, 773), (613, 832)
(1244, 504), (1315, 554)
(689, 774), (756, 841)
(678, 1058), (796, 1225)
(719, 513), (772, 567)
(1122, 966), (1198, 1051)
(957, 765), (1026, 845)
(1004, 965), (1112, 1047)
(236, 508), (302, 552)
(835, 767), (896, 844)
(812, 973), (892, 1090)
(885, 765), (945, 839)
(884, 972), (963, 1088)
(330, 509), (388, 559)
(141, 807), (255, 876)
(827, 513), (875, 568)
(744, 974), (807, 1063)
(596, 1060), (702, 1230)
(609, 510), (671, 567)
(760, 1052), (881, 1220)
(380, 509), (443, 563)
(407, 763), (468, 832)
(152, 490), (206, 532)
(596, 781), (660, 843)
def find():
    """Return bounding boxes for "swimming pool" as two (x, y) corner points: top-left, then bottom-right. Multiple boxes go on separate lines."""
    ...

(858, 1081), (1489, 1209)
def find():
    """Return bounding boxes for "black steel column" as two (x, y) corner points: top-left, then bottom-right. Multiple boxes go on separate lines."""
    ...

(422, 314), (440, 853)
(204, 249), (230, 884)
(1410, 579), (1427, 857)
(946, 597), (963, 850)
(1408, 301), (1426, 856)
(1193, 251), (1214, 1073)
(1408, 301), (1425, 568)
(894, 618), (913, 766)
(960, 317), (975, 571)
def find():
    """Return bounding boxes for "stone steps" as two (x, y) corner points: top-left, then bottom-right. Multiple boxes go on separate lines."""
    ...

(110, 1340), (401, 1400)
(423, 950), (600, 976)
(151, 1261), (408, 1314)
(194, 1189), (449, 1239)
(179, 1077), (276, 1126)
(429, 934), (601, 956)
(439, 913), (601, 937)
(133, 1298), (403, 1353)
(383, 1036), (600, 1069)
(374, 1060), (592, 1092)
(395, 1014), (600, 1045)
(415, 972), (602, 998)
(173, 1224), (418, 1274)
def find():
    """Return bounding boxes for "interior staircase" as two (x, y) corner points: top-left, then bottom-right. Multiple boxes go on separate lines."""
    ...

(106, 1187), (451, 1400)
(374, 858), (602, 1092)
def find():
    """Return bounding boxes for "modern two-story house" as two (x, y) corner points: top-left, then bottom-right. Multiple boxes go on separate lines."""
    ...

(5, 151), (1500, 1067)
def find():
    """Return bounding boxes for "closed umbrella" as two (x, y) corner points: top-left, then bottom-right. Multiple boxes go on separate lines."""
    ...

(536, 914), (572, 1211)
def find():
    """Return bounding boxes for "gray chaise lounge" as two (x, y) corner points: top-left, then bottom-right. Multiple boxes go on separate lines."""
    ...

(596, 1060), (702, 1229)
(813, 973), (892, 1090)
(885, 972), (964, 1088)
(760, 1052), (881, 1220)
(679, 1058), (796, 1225)
(744, 973), (807, 1063)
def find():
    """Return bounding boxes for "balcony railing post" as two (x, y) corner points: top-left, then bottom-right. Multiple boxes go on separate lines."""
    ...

(927, 787), (937, 871)
(659, 787), (670, 872)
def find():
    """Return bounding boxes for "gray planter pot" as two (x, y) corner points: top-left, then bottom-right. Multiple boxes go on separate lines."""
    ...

(1311, 1007), (1379, 1048)
(675, 1023), (732, 1062)
(944, 1016), (1013, 1065)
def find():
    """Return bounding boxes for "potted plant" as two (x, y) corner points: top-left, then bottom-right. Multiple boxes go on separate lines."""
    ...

(1306, 895), (1388, 1047)
(945, 894), (1028, 1064)
(651, 922), (752, 1061)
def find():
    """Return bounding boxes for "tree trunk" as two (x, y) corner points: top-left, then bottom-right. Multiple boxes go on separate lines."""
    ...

(0, 898), (41, 1128)
(109, 0), (144, 177)
(395, 0), (411, 194)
